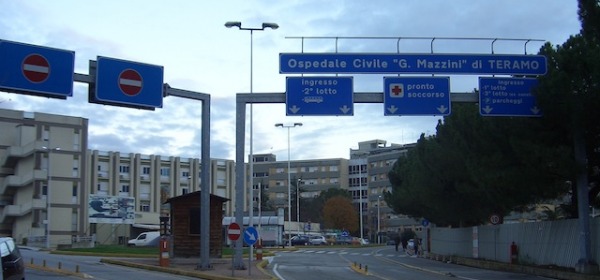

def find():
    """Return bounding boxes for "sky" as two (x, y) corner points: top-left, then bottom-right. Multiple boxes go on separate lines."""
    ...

(0, 1), (582, 162)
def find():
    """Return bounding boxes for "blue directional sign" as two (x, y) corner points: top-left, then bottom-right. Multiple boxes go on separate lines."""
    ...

(341, 230), (349, 237)
(0, 40), (74, 99)
(286, 76), (353, 116)
(91, 56), (163, 109)
(280, 53), (547, 75)
(479, 77), (541, 117)
(384, 76), (451, 116)
(243, 226), (259, 246)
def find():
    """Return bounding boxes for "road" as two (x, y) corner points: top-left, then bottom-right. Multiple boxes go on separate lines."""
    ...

(268, 245), (558, 280)
(20, 248), (199, 280)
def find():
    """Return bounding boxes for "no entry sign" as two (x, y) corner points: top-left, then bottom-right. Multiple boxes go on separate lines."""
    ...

(0, 40), (74, 98)
(119, 69), (143, 96)
(228, 222), (241, 241)
(92, 56), (163, 109)
(22, 54), (50, 83)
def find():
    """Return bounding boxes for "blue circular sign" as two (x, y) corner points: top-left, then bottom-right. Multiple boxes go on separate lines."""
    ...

(243, 226), (259, 245)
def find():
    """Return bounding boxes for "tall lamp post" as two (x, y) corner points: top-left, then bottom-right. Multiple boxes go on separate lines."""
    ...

(377, 195), (381, 244)
(42, 146), (60, 249)
(275, 122), (302, 246)
(226, 21), (278, 267)
(297, 178), (302, 235)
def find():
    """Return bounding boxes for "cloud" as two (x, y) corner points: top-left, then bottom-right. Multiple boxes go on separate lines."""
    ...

(0, 0), (582, 162)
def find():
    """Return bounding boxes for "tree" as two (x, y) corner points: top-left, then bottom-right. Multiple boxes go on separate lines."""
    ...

(386, 101), (572, 227)
(322, 196), (358, 233)
(304, 188), (351, 225)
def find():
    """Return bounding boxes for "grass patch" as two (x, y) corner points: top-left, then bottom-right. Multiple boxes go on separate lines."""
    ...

(58, 245), (158, 256)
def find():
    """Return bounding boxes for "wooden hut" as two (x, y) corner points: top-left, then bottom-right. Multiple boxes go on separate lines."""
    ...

(164, 191), (228, 257)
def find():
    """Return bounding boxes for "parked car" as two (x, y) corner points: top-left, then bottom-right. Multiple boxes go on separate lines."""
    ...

(290, 235), (310, 246)
(386, 239), (396, 245)
(324, 234), (337, 245)
(127, 231), (160, 247)
(359, 238), (370, 245)
(0, 237), (25, 280)
(335, 236), (352, 245)
(309, 235), (327, 245)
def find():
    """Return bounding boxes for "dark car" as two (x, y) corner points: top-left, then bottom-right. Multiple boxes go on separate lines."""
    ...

(290, 235), (310, 246)
(0, 237), (25, 280)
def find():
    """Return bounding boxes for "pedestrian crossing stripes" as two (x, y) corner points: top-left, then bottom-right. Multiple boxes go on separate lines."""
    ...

(279, 250), (408, 257)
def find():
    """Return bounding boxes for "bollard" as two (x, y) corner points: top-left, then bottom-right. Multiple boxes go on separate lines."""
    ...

(76, 265), (80, 273)
(256, 243), (263, 261)
(43, 260), (47, 267)
(30, 258), (33, 265)
(58, 261), (62, 270)
(359, 263), (361, 269)
(365, 265), (368, 273)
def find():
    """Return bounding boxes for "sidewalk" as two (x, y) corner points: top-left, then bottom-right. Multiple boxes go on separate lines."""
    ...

(101, 256), (276, 280)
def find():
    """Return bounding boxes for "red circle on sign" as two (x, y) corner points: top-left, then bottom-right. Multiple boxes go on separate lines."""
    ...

(22, 54), (50, 83)
(228, 222), (241, 241)
(118, 69), (143, 96)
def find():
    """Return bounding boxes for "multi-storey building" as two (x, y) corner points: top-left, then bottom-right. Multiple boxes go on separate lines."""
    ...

(349, 140), (420, 241)
(250, 153), (349, 232)
(0, 109), (88, 247)
(86, 151), (236, 244)
(0, 108), (420, 247)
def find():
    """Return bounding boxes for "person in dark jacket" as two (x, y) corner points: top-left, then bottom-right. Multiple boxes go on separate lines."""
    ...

(394, 235), (401, 251)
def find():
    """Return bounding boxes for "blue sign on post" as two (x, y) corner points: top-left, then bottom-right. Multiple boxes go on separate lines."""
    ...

(90, 56), (164, 109)
(286, 76), (353, 116)
(479, 77), (541, 117)
(280, 53), (547, 75)
(0, 40), (74, 99)
(243, 226), (259, 246)
(384, 77), (451, 116)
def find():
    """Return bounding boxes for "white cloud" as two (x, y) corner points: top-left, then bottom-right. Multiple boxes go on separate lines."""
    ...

(0, 0), (581, 161)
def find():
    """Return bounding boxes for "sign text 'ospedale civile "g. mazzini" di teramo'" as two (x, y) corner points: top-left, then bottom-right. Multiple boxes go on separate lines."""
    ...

(279, 53), (547, 75)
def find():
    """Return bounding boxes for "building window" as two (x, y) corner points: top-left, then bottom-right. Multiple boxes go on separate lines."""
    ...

(160, 167), (170, 176)
(309, 166), (319, 172)
(142, 166), (151, 175)
(276, 168), (285, 174)
(121, 185), (130, 192)
(182, 188), (189, 195)
(140, 201), (150, 212)
(182, 171), (190, 178)
(119, 165), (130, 174)
(330, 166), (338, 172)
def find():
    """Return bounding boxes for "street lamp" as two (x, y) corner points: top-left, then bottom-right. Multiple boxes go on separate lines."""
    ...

(297, 178), (302, 235)
(377, 195), (381, 244)
(42, 146), (60, 249)
(225, 21), (278, 230)
(275, 122), (302, 246)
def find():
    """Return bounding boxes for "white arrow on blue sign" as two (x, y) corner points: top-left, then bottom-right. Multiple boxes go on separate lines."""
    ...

(243, 226), (259, 246)
(383, 76), (451, 116)
(479, 77), (541, 117)
(0, 40), (74, 99)
(286, 76), (353, 116)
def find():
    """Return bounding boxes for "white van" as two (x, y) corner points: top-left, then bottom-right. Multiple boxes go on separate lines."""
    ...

(127, 231), (160, 247)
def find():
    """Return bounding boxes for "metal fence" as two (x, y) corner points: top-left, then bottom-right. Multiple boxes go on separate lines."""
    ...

(429, 217), (600, 269)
